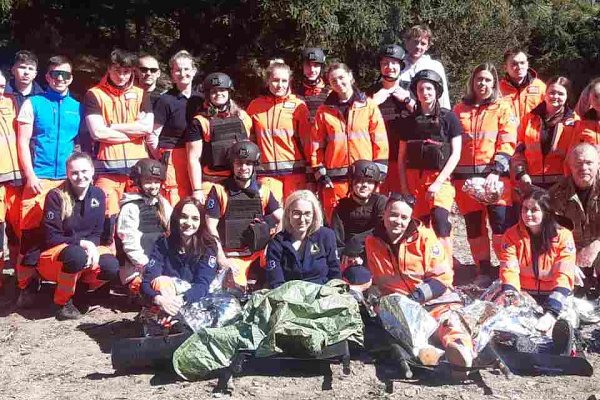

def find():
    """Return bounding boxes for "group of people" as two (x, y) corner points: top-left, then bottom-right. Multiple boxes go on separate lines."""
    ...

(1, 23), (599, 370)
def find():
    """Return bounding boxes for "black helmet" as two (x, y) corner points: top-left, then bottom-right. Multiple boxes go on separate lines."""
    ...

(378, 44), (405, 62)
(130, 158), (166, 185)
(228, 141), (261, 165)
(349, 160), (382, 182)
(203, 72), (234, 93)
(302, 47), (326, 64)
(410, 69), (444, 98)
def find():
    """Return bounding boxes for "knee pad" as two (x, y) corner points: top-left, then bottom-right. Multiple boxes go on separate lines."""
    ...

(487, 205), (513, 234)
(97, 254), (120, 282)
(431, 207), (452, 238)
(343, 265), (372, 285)
(58, 245), (89, 273)
(463, 211), (484, 239)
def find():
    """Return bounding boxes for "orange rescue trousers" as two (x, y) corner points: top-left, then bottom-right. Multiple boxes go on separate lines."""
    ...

(0, 184), (21, 287)
(160, 147), (192, 206)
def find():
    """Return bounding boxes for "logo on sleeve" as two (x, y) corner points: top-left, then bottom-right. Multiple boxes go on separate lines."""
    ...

(565, 240), (575, 254)
(90, 198), (100, 208)
(267, 260), (277, 271)
(206, 198), (215, 209)
(46, 211), (55, 220)
(208, 255), (217, 268)
(431, 244), (441, 258)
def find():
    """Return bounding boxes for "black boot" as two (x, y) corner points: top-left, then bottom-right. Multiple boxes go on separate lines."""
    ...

(16, 279), (40, 309)
(56, 299), (83, 321)
(552, 319), (574, 356)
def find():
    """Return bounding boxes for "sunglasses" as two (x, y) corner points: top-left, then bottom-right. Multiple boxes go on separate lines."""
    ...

(139, 67), (159, 74)
(48, 70), (72, 80)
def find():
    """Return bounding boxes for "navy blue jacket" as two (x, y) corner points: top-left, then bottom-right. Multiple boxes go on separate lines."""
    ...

(5, 79), (44, 111)
(43, 185), (106, 249)
(141, 236), (218, 303)
(266, 226), (341, 289)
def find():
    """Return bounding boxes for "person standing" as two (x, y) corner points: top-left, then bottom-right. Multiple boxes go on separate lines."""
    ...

(294, 47), (330, 121)
(136, 54), (163, 108)
(5, 50), (44, 111)
(16, 56), (82, 307)
(84, 49), (153, 245)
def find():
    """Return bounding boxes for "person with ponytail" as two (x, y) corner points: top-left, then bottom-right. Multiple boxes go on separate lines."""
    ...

(247, 59), (312, 203)
(38, 152), (119, 320)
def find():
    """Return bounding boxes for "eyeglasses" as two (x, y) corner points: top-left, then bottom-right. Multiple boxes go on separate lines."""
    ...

(291, 210), (313, 219)
(48, 70), (72, 80)
(139, 67), (159, 74)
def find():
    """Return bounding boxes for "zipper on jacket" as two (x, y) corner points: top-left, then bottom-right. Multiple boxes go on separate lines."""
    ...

(270, 96), (279, 172)
(55, 100), (61, 179)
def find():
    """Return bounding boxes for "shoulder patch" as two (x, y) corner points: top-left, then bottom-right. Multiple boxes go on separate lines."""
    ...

(431, 243), (442, 258)
(206, 198), (215, 209)
(267, 260), (277, 271)
(565, 240), (575, 254)
(527, 86), (540, 95)
(90, 198), (100, 208)
(46, 210), (55, 220)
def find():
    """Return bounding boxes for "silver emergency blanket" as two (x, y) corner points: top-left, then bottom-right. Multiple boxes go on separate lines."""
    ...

(461, 177), (505, 205)
(378, 294), (438, 356)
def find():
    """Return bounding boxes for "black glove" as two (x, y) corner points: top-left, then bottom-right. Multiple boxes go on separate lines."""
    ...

(318, 175), (333, 188)
(242, 222), (271, 252)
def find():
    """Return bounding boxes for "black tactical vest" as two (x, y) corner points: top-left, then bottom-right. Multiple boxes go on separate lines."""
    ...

(116, 198), (165, 264)
(217, 190), (263, 250)
(201, 117), (246, 171)
(405, 112), (451, 171)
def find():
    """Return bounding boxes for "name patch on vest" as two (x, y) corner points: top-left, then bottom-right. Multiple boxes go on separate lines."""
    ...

(124, 92), (138, 101)
(283, 102), (296, 109)
(527, 86), (540, 95)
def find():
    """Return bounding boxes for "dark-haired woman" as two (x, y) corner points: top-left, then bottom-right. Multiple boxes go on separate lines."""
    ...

(452, 63), (518, 283)
(499, 189), (575, 336)
(38, 152), (120, 320)
(398, 69), (462, 258)
(141, 197), (218, 317)
(512, 76), (577, 189)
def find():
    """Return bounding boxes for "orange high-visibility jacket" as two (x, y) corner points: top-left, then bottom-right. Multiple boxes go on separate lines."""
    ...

(311, 92), (388, 181)
(0, 95), (22, 184)
(499, 70), (546, 122)
(452, 98), (518, 179)
(513, 106), (577, 186)
(86, 75), (148, 175)
(365, 221), (453, 298)
(246, 94), (311, 176)
(569, 113), (600, 147)
(499, 222), (575, 296)
(192, 110), (253, 179)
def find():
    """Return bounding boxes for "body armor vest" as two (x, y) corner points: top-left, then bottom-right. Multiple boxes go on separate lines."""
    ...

(405, 112), (451, 171)
(117, 198), (165, 265)
(201, 117), (246, 171)
(303, 91), (329, 120)
(218, 190), (263, 250)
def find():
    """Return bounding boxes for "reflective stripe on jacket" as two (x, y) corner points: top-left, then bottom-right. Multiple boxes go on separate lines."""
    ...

(0, 95), (22, 184)
(453, 98), (517, 178)
(247, 94), (311, 176)
(311, 91), (388, 181)
(87, 75), (148, 175)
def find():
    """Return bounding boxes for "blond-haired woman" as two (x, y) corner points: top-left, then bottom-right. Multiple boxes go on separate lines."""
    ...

(265, 190), (340, 288)
(38, 152), (119, 320)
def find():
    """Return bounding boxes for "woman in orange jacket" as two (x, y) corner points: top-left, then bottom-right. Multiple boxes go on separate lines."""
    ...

(311, 62), (388, 223)
(247, 60), (312, 203)
(571, 78), (600, 147)
(513, 76), (577, 190)
(499, 188), (575, 340)
(365, 193), (474, 368)
(397, 69), (463, 259)
(452, 63), (518, 284)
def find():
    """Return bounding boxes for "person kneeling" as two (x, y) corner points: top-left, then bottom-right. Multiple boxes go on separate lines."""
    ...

(205, 141), (282, 288)
(39, 153), (120, 320)
(366, 193), (474, 367)
(141, 197), (218, 321)
(117, 159), (172, 295)
(499, 188), (576, 354)
(331, 160), (386, 291)
(266, 190), (341, 288)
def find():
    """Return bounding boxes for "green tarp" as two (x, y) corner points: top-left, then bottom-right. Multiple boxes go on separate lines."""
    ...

(173, 279), (364, 380)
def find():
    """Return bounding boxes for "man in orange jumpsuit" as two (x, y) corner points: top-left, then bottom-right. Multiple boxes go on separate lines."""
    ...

(366, 193), (474, 367)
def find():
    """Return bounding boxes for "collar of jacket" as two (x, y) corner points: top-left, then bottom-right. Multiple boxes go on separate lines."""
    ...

(303, 77), (325, 88)
(5, 79), (45, 96)
(504, 68), (537, 90)
(532, 102), (574, 121)
(323, 87), (366, 108)
(98, 74), (134, 97)
(224, 176), (260, 197)
(44, 88), (70, 101)
(566, 173), (600, 201)
(583, 108), (599, 121)
(462, 94), (498, 108)
(200, 99), (232, 118)
(373, 218), (420, 245)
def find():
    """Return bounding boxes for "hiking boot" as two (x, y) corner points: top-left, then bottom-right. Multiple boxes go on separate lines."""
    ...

(473, 273), (493, 289)
(16, 280), (40, 309)
(445, 342), (473, 368)
(552, 318), (574, 356)
(418, 345), (445, 366)
(56, 299), (83, 321)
